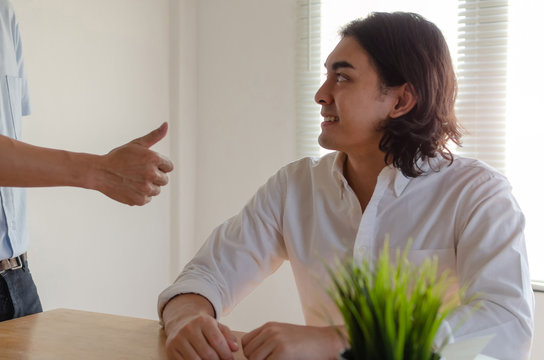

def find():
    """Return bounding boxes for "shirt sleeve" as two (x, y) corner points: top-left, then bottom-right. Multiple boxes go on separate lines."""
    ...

(158, 168), (288, 320)
(435, 172), (534, 360)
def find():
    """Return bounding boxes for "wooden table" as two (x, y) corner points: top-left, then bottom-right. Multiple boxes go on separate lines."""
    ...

(0, 308), (247, 359)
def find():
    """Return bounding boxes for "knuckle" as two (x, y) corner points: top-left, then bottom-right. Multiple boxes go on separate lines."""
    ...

(264, 322), (280, 334)
(270, 332), (283, 343)
(148, 153), (162, 166)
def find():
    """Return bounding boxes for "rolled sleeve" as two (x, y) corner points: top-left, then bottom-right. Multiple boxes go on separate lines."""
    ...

(158, 276), (224, 322)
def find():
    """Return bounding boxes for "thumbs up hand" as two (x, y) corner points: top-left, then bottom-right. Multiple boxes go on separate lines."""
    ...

(94, 122), (174, 206)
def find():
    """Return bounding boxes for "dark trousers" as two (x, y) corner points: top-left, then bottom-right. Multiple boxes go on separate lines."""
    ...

(0, 261), (42, 322)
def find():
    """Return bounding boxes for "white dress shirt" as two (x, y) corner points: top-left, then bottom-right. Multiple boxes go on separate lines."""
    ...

(0, 0), (32, 259)
(159, 152), (534, 360)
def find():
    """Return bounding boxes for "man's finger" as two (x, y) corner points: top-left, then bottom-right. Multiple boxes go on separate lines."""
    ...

(158, 155), (174, 173)
(145, 184), (161, 197)
(202, 325), (234, 360)
(192, 330), (222, 360)
(241, 325), (262, 348)
(131, 122), (168, 149)
(219, 323), (239, 352)
(153, 171), (169, 186)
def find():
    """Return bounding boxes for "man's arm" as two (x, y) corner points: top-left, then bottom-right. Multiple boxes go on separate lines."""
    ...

(0, 122), (173, 206)
(436, 175), (533, 359)
(162, 294), (239, 360)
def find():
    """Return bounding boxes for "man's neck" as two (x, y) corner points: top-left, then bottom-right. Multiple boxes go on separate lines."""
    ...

(343, 151), (388, 213)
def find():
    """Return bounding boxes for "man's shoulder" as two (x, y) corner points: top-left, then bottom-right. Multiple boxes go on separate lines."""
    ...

(263, 152), (338, 192)
(425, 154), (508, 189)
(451, 155), (505, 179)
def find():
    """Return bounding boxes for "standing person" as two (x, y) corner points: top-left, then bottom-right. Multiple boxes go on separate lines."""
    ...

(159, 11), (533, 360)
(0, 0), (174, 321)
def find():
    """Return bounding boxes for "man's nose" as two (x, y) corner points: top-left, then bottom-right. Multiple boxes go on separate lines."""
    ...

(314, 82), (333, 105)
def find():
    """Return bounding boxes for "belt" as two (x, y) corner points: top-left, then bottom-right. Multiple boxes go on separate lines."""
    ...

(0, 252), (27, 274)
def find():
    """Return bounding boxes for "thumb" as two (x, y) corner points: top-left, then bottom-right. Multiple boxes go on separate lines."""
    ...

(131, 122), (168, 148)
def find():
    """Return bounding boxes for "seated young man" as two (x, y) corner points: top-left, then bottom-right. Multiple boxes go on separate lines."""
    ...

(158, 12), (533, 360)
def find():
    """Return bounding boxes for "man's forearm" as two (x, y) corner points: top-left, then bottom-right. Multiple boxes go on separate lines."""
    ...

(0, 123), (173, 206)
(162, 293), (216, 334)
(0, 134), (98, 188)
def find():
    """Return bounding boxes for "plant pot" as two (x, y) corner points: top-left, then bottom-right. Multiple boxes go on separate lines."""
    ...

(338, 349), (353, 360)
(338, 349), (441, 360)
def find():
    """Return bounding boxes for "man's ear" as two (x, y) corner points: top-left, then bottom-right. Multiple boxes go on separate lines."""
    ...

(389, 83), (417, 119)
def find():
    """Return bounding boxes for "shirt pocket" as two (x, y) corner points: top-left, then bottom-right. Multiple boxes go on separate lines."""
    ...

(6, 75), (24, 140)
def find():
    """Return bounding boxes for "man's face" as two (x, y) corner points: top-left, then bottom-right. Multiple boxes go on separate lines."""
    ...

(315, 36), (398, 156)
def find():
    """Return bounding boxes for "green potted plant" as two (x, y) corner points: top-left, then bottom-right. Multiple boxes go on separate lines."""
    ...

(328, 241), (461, 360)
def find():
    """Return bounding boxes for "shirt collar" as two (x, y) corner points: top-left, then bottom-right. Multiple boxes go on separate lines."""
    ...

(331, 152), (346, 183)
(391, 166), (411, 197)
(331, 152), (348, 197)
(330, 151), (412, 198)
(392, 155), (451, 196)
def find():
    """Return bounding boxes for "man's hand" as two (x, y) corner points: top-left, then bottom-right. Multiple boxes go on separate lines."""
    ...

(241, 322), (346, 360)
(163, 294), (239, 360)
(94, 122), (174, 205)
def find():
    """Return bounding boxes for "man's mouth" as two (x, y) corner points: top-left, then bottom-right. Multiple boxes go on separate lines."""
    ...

(323, 116), (339, 122)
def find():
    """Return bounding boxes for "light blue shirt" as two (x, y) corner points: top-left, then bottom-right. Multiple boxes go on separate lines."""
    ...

(0, 0), (31, 259)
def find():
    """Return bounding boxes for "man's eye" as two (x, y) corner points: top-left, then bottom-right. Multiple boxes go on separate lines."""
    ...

(336, 73), (348, 82)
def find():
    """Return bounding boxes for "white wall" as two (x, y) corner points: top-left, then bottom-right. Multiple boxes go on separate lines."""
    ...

(192, 0), (304, 331)
(14, 0), (172, 320)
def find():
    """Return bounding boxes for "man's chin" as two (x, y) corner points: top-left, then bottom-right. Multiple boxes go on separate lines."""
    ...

(317, 136), (337, 151)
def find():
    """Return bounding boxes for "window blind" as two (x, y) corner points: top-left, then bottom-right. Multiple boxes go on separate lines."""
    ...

(295, 0), (322, 159)
(455, 0), (509, 174)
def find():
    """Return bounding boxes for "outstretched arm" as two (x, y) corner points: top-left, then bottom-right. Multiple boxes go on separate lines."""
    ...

(0, 122), (174, 205)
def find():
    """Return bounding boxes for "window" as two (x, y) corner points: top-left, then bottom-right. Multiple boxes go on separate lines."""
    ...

(505, 1), (544, 284)
(295, 0), (322, 159)
(295, 0), (544, 281)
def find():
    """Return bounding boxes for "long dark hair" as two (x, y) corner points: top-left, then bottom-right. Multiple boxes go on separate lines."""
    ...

(342, 12), (462, 177)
